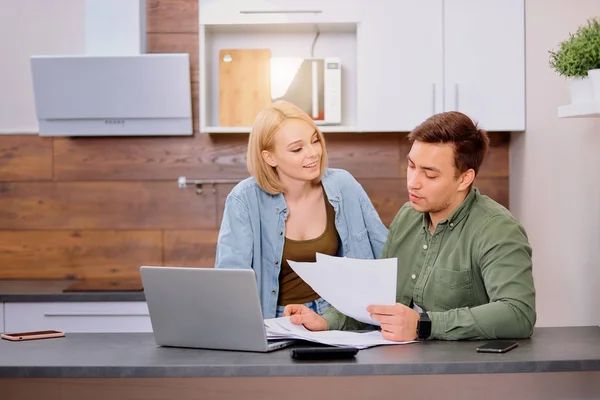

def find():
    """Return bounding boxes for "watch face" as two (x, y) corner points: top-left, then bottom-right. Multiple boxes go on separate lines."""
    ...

(417, 314), (432, 338)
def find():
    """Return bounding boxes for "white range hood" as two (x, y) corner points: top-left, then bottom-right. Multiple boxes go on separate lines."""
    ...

(30, 0), (193, 137)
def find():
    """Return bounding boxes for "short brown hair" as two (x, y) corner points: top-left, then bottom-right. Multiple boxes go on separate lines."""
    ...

(407, 111), (490, 177)
(247, 101), (329, 195)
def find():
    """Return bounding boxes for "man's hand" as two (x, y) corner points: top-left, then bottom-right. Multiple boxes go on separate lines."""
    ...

(367, 303), (420, 341)
(283, 304), (328, 331)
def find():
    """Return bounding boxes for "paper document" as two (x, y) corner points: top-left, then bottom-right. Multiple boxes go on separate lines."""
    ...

(287, 253), (397, 325)
(264, 317), (415, 349)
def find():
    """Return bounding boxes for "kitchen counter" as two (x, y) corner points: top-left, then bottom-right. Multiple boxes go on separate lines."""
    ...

(0, 280), (145, 302)
(1, 326), (598, 399)
(0, 326), (599, 378)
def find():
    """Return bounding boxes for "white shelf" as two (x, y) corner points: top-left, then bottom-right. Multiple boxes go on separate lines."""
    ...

(558, 102), (600, 118)
(201, 125), (360, 134)
(199, 22), (358, 134)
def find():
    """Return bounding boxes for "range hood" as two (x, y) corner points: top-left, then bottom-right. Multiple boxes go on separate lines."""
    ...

(30, 0), (193, 137)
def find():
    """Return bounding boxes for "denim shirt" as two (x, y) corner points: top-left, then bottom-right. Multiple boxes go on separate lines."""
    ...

(215, 168), (389, 319)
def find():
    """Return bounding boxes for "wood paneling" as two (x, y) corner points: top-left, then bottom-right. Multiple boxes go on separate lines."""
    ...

(146, 0), (198, 33)
(475, 177), (509, 209)
(0, 135), (53, 181)
(325, 133), (405, 179)
(0, 182), (217, 230)
(163, 230), (219, 267)
(0, 230), (162, 279)
(53, 135), (248, 181)
(360, 179), (407, 227)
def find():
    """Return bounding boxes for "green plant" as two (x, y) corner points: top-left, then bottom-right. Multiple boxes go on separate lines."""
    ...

(549, 18), (600, 77)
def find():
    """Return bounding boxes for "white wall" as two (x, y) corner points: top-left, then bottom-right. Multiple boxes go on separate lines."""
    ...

(511, 0), (600, 327)
(0, 0), (84, 134)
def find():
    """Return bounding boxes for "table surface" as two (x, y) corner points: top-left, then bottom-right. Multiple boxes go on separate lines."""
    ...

(0, 326), (598, 378)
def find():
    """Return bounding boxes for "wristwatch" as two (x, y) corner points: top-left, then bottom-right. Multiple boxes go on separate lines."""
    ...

(416, 312), (432, 339)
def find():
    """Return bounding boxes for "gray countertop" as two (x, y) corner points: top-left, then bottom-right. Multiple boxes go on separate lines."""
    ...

(0, 326), (598, 378)
(0, 280), (145, 302)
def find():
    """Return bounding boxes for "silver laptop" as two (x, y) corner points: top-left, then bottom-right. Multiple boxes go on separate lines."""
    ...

(140, 266), (295, 352)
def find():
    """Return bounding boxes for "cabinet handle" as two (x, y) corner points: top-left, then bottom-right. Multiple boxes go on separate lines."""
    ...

(240, 10), (322, 14)
(44, 313), (149, 317)
(455, 83), (460, 111)
(432, 83), (436, 114)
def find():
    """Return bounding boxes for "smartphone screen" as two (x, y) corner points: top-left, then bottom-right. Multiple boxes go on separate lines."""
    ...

(476, 340), (518, 353)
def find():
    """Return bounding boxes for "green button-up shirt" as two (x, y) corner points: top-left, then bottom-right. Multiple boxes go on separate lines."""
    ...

(322, 188), (536, 340)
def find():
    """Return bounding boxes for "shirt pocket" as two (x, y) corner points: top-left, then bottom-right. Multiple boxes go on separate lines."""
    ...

(352, 229), (373, 258)
(432, 268), (475, 311)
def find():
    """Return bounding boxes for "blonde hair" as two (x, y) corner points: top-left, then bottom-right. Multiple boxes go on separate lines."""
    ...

(247, 100), (329, 195)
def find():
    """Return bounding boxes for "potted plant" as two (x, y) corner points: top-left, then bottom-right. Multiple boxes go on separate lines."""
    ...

(549, 18), (600, 104)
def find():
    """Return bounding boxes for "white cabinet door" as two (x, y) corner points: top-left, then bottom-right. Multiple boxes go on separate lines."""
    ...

(200, 0), (360, 25)
(0, 303), (4, 333)
(4, 302), (152, 333)
(444, 0), (525, 131)
(357, 0), (443, 132)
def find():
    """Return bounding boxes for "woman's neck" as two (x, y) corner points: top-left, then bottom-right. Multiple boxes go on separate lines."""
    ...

(282, 179), (319, 203)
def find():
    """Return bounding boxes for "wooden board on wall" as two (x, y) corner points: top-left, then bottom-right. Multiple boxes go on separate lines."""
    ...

(0, 230), (162, 279)
(163, 230), (219, 268)
(0, 182), (218, 230)
(53, 135), (249, 181)
(146, 0), (198, 33)
(325, 133), (406, 179)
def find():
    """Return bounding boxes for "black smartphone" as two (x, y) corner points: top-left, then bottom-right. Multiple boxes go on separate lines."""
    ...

(290, 346), (359, 360)
(476, 340), (518, 353)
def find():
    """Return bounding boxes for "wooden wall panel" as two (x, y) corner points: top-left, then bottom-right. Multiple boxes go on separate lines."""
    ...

(475, 177), (509, 209)
(325, 133), (405, 179)
(146, 0), (198, 33)
(0, 182), (217, 230)
(0, 230), (162, 279)
(0, 135), (53, 181)
(53, 135), (248, 181)
(163, 230), (219, 267)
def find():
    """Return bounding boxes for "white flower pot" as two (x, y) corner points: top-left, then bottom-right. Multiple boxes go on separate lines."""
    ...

(568, 76), (594, 104)
(587, 69), (600, 101)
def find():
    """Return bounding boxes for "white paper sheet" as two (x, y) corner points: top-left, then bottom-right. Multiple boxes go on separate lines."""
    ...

(264, 316), (414, 349)
(287, 253), (397, 325)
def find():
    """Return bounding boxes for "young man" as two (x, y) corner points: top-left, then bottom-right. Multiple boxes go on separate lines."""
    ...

(284, 111), (536, 341)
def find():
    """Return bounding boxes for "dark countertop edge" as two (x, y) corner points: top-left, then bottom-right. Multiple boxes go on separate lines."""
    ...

(1, 360), (599, 378)
(0, 294), (146, 302)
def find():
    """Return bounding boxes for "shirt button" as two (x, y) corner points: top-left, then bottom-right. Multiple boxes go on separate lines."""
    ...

(422, 244), (428, 250)
(411, 274), (416, 280)
(275, 261), (279, 265)
(450, 223), (454, 227)
(271, 290), (276, 295)
(279, 231), (283, 236)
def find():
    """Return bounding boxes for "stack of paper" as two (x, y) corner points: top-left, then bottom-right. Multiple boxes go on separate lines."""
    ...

(264, 317), (415, 349)
(287, 253), (398, 325)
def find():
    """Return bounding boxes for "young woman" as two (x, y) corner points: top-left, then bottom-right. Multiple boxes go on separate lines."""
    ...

(215, 101), (388, 319)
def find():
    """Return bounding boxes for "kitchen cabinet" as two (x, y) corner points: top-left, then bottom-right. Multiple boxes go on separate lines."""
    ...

(199, 0), (525, 132)
(4, 302), (152, 333)
(357, 0), (524, 132)
(199, 0), (360, 25)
